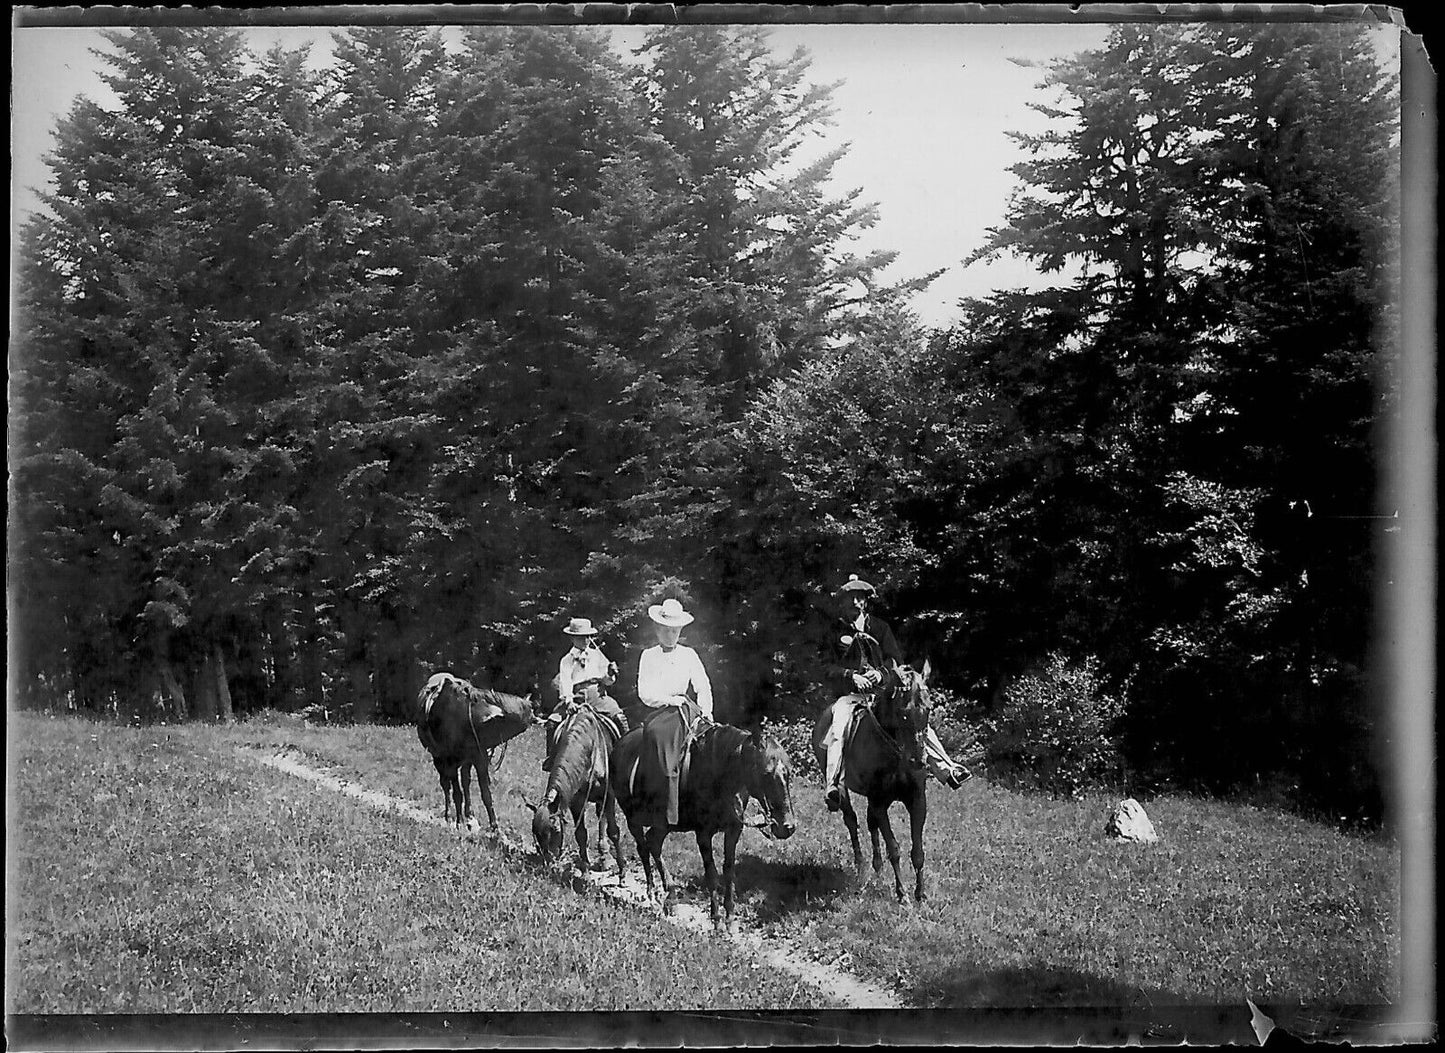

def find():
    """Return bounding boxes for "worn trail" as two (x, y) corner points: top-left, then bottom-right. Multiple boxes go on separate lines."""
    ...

(251, 747), (903, 1010)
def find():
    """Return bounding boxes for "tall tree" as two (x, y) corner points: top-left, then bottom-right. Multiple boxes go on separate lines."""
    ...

(948, 23), (1398, 809)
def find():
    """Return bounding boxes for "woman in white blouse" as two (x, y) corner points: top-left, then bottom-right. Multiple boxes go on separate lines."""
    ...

(635, 597), (713, 825)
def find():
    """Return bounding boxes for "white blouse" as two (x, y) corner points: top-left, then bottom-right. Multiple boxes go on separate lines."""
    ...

(636, 644), (713, 718)
(556, 646), (612, 704)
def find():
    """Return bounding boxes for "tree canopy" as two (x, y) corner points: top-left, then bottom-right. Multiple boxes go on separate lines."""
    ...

(12, 23), (1398, 818)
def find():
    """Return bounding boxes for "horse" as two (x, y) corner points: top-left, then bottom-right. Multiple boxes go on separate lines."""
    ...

(526, 702), (625, 878)
(416, 671), (534, 831)
(812, 660), (937, 903)
(611, 714), (796, 932)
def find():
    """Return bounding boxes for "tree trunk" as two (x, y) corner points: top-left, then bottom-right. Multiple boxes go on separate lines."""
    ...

(263, 605), (299, 711)
(193, 653), (218, 722)
(158, 656), (189, 720)
(297, 578), (327, 710)
(344, 614), (374, 722)
(213, 642), (234, 723)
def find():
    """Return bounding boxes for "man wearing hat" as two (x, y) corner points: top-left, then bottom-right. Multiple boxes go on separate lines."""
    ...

(819, 574), (970, 810)
(543, 616), (626, 772)
(634, 597), (714, 826)
(819, 574), (903, 809)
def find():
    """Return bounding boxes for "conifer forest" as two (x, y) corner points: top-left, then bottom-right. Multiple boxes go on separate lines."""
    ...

(11, 23), (1402, 820)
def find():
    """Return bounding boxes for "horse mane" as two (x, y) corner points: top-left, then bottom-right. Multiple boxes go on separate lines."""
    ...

(545, 707), (601, 803)
(701, 722), (751, 759)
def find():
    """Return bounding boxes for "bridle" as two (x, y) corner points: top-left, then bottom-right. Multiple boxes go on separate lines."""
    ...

(744, 735), (795, 837)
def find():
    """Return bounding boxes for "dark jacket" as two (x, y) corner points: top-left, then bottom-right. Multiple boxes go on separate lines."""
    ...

(833, 612), (903, 695)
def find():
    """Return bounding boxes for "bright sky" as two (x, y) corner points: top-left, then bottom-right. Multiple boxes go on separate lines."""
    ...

(10, 18), (1401, 327)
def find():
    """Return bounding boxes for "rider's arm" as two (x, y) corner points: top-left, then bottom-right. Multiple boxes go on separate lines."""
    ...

(595, 649), (618, 687)
(688, 648), (714, 719)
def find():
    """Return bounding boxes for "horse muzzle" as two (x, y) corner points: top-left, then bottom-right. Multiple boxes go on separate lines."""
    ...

(770, 820), (796, 841)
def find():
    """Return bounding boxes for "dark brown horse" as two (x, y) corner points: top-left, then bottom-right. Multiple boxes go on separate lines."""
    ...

(812, 660), (936, 902)
(416, 671), (534, 831)
(528, 703), (625, 877)
(611, 714), (796, 932)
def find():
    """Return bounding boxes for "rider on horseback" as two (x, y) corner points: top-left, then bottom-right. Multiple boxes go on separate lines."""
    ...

(636, 597), (714, 826)
(543, 616), (628, 771)
(819, 574), (971, 810)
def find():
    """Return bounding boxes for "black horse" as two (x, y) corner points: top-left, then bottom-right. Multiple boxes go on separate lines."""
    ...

(611, 713), (796, 932)
(416, 671), (533, 831)
(528, 703), (625, 878)
(812, 661), (936, 902)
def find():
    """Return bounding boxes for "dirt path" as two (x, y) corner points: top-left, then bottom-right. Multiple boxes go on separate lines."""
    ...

(252, 748), (905, 1010)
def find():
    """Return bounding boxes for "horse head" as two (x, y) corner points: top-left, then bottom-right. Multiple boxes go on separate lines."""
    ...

(889, 659), (934, 771)
(531, 786), (567, 864)
(742, 728), (796, 840)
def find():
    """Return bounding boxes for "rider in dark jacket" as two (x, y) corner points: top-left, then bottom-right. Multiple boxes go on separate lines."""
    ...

(820, 575), (898, 810)
(819, 574), (971, 810)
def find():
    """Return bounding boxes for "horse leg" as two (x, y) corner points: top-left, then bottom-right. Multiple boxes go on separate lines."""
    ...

(839, 792), (866, 885)
(604, 792), (624, 883)
(574, 801), (590, 875)
(909, 786), (928, 903)
(646, 826), (673, 914)
(459, 761), (476, 830)
(870, 800), (907, 903)
(867, 804), (884, 874)
(722, 824), (741, 933)
(449, 767), (464, 828)
(629, 818), (654, 900)
(696, 831), (720, 931)
(477, 758), (498, 832)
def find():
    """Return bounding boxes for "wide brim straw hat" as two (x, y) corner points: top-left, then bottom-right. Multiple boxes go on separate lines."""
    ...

(839, 574), (877, 595)
(647, 598), (694, 627)
(562, 617), (598, 636)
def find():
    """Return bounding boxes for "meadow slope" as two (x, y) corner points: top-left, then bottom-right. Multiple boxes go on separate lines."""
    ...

(8, 713), (1399, 1014)
(7, 714), (836, 1013)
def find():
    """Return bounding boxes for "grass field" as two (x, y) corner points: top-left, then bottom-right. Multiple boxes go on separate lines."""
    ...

(8, 711), (1400, 1014)
(6, 714), (838, 1013)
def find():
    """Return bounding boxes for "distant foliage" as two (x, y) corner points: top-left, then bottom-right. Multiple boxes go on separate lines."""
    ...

(762, 715), (822, 779)
(985, 654), (1125, 797)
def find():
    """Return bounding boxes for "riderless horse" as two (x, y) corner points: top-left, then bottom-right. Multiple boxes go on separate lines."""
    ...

(416, 671), (533, 831)
(611, 715), (796, 932)
(812, 660), (940, 902)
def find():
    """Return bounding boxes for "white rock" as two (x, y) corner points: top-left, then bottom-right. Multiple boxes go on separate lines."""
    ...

(1105, 798), (1158, 842)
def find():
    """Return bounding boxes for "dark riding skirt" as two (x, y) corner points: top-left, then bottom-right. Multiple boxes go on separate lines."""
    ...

(638, 703), (697, 826)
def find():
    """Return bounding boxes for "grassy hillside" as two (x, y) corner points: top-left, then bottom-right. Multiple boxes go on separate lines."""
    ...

(8, 712), (1399, 1013)
(6, 714), (837, 1013)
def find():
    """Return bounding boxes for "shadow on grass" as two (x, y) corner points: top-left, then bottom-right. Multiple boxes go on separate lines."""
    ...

(729, 855), (857, 924)
(906, 959), (1198, 1012)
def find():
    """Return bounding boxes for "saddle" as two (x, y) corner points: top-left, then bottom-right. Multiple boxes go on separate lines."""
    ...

(623, 705), (711, 802)
(841, 694), (907, 762)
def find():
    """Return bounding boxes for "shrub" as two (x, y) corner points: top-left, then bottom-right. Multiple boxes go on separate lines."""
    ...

(761, 714), (823, 778)
(985, 652), (1126, 797)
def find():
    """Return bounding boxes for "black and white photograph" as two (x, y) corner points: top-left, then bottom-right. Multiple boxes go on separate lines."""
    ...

(7, 4), (1436, 1047)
